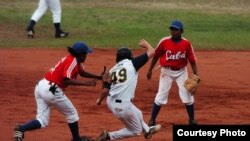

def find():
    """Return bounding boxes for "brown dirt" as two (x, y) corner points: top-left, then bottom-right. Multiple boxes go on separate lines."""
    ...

(0, 48), (250, 141)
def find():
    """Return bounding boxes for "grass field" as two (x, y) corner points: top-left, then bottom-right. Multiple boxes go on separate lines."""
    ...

(0, 0), (250, 50)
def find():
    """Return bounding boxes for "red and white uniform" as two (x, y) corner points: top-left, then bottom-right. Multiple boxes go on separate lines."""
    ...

(155, 36), (196, 68)
(154, 36), (197, 105)
(35, 55), (80, 128)
(45, 55), (79, 88)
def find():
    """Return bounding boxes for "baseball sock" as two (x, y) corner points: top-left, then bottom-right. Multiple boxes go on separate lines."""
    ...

(54, 23), (61, 34)
(68, 121), (80, 141)
(185, 103), (195, 120)
(20, 119), (41, 132)
(150, 102), (161, 122)
(27, 20), (36, 30)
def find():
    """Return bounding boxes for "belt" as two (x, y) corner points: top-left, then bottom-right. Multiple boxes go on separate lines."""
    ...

(164, 66), (183, 71)
(115, 99), (122, 103)
(108, 95), (132, 103)
(115, 99), (133, 103)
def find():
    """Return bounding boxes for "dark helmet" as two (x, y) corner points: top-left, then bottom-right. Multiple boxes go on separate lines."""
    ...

(116, 47), (132, 62)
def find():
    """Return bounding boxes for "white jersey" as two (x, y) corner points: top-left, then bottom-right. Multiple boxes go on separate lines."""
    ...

(109, 59), (138, 102)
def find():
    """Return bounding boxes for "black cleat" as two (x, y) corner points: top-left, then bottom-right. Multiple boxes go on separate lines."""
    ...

(55, 30), (69, 38)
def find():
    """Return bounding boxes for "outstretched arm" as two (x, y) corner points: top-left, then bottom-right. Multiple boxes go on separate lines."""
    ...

(63, 78), (97, 87)
(78, 63), (103, 80)
(138, 39), (155, 58)
(79, 70), (101, 79)
(132, 39), (155, 71)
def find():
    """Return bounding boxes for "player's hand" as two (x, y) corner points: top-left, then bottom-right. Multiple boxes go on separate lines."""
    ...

(139, 39), (150, 49)
(85, 79), (97, 87)
(96, 98), (102, 105)
(147, 71), (152, 80)
(138, 39), (155, 58)
(102, 72), (111, 83)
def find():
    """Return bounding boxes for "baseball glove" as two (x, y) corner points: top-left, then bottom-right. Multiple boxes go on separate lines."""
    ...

(184, 74), (200, 95)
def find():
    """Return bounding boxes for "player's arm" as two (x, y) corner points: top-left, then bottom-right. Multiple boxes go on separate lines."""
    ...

(146, 48), (159, 80)
(190, 62), (198, 75)
(79, 70), (102, 79)
(132, 39), (155, 71)
(96, 72), (111, 105)
(187, 42), (199, 75)
(147, 57), (158, 73)
(63, 78), (97, 86)
(78, 64), (102, 80)
(96, 88), (109, 105)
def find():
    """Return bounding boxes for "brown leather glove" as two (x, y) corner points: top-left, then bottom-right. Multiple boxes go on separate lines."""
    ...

(184, 74), (200, 95)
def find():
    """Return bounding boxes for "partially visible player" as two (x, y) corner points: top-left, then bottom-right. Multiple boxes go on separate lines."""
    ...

(26, 0), (69, 38)
(14, 42), (103, 141)
(96, 39), (161, 141)
(146, 20), (199, 126)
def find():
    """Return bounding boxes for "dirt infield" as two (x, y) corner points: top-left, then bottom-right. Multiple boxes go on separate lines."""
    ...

(0, 48), (249, 141)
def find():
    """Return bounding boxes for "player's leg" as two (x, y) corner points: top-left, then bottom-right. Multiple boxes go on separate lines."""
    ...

(140, 108), (161, 139)
(27, 0), (49, 38)
(108, 103), (144, 139)
(176, 69), (196, 125)
(53, 93), (82, 141)
(148, 68), (173, 126)
(14, 79), (51, 141)
(48, 0), (69, 38)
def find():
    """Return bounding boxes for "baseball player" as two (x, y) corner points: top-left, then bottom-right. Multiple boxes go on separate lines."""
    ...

(95, 39), (161, 141)
(14, 42), (103, 141)
(146, 20), (199, 126)
(26, 0), (69, 38)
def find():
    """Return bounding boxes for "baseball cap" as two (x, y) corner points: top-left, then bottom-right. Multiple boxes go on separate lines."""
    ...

(169, 20), (184, 30)
(71, 41), (93, 54)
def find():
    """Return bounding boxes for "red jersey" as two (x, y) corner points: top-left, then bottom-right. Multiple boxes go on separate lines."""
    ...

(45, 55), (80, 88)
(154, 36), (197, 68)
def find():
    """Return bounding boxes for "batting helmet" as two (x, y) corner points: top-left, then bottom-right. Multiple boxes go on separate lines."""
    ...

(116, 47), (132, 63)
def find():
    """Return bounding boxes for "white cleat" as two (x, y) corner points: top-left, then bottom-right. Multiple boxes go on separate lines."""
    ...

(144, 124), (161, 139)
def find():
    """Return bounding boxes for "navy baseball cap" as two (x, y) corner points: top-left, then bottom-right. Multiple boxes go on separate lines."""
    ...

(169, 20), (184, 30)
(71, 42), (93, 54)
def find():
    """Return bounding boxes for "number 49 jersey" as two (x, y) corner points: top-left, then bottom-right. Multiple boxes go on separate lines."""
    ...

(109, 59), (138, 101)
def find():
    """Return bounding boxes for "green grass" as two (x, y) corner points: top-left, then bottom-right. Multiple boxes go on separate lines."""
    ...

(0, 0), (250, 50)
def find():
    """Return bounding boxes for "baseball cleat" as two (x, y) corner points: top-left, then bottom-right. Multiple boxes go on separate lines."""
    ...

(96, 130), (109, 141)
(27, 29), (34, 38)
(55, 30), (69, 38)
(189, 120), (198, 125)
(14, 125), (24, 141)
(144, 124), (161, 139)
